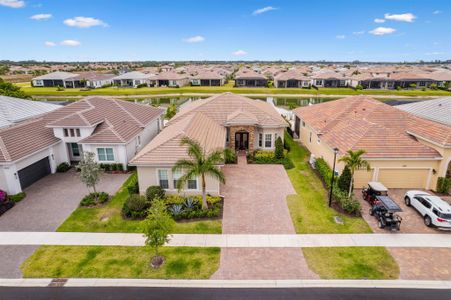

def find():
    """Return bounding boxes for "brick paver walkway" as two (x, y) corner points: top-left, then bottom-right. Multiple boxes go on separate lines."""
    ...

(213, 154), (318, 279)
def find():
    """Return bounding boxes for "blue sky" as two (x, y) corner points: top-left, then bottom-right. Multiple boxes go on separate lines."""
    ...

(0, 0), (450, 62)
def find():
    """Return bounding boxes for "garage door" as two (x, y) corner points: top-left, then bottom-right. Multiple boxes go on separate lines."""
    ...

(378, 168), (429, 189)
(18, 157), (51, 190)
(353, 169), (374, 189)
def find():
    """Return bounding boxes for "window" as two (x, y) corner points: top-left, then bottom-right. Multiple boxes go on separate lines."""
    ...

(71, 143), (80, 157)
(158, 169), (169, 189)
(258, 133), (263, 147)
(63, 129), (68, 137)
(76, 129), (81, 137)
(315, 80), (323, 86)
(173, 169), (182, 189)
(70, 129), (75, 137)
(265, 134), (272, 148)
(187, 177), (197, 190)
(419, 81), (426, 87)
(419, 197), (432, 209)
(226, 128), (230, 143)
(97, 148), (114, 161)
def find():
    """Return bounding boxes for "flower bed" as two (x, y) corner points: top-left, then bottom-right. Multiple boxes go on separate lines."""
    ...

(247, 150), (294, 170)
(165, 195), (222, 221)
(80, 192), (110, 207)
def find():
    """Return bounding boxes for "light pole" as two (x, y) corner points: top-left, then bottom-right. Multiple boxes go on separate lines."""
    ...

(328, 147), (339, 207)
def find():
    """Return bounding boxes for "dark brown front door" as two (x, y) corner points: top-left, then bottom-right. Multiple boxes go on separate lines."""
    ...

(235, 132), (249, 150)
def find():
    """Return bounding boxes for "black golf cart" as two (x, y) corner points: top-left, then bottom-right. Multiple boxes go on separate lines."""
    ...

(369, 195), (403, 231)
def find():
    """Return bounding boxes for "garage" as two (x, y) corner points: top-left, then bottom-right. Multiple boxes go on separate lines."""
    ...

(353, 169), (374, 189)
(18, 157), (51, 190)
(377, 168), (430, 189)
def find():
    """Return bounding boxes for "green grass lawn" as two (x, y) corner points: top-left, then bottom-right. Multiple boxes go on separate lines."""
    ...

(21, 246), (220, 279)
(57, 173), (222, 234)
(16, 82), (451, 97)
(284, 133), (371, 233)
(302, 247), (399, 279)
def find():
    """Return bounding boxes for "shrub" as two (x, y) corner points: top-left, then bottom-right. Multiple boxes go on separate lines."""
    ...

(396, 86), (402, 91)
(337, 165), (352, 193)
(224, 148), (236, 164)
(275, 137), (284, 159)
(80, 192), (109, 207)
(136, 83), (148, 88)
(8, 192), (26, 203)
(122, 194), (151, 219)
(146, 186), (165, 202)
(56, 162), (71, 173)
(117, 164), (124, 171)
(355, 84), (363, 90)
(430, 83), (438, 90)
(332, 187), (361, 215)
(436, 177), (451, 194)
(56, 86), (65, 91)
(315, 158), (332, 188)
(280, 157), (295, 170)
(127, 177), (140, 195)
(284, 139), (291, 151)
(111, 164), (118, 171)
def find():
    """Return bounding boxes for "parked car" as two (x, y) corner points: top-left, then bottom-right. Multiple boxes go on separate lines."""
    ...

(404, 191), (451, 229)
(369, 195), (403, 231)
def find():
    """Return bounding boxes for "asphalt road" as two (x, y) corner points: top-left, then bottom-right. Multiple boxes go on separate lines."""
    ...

(0, 287), (447, 300)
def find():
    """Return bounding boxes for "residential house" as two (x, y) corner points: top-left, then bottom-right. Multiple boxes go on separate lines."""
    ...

(64, 72), (116, 88)
(191, 70), (226, 86)
(130, 93), (287, 195)
(153, 71), (190, 87)
(311, 72), (348, 88)
(396, 97), (451, 127)
(112, 71), (155, 87)
(390, 72), (435, 89)
(234, 69), (268, 87)
(0, 97), (164, 194)
(274, 69), (311, 88)
(293, 96), (451, 190)
(32, 71), (78, 87)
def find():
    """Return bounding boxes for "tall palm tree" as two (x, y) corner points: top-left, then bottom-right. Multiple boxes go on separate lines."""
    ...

(173, 137), (226, 210)
(338, 149), (371, 197)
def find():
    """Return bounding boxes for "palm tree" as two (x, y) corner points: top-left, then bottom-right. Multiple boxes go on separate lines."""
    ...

(173, 137), (226, 210)
(338, 149), (371, 197)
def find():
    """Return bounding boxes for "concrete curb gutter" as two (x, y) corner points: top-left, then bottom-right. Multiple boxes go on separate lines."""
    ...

(0, 279), (450, 289)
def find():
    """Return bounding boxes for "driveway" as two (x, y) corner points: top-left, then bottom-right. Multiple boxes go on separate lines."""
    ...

(0, 169), (128, 278)
(212, 155), (318, 279)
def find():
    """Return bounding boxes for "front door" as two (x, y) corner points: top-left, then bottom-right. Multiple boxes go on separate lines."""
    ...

(235, 132), (249, 150)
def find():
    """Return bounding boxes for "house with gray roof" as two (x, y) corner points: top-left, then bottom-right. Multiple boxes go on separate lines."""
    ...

(396, 97), (451, 127)
(112, 71), (156, 87)
(32, 71), (78, 87)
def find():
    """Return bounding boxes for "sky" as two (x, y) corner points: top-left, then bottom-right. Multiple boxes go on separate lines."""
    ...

(0, 0), (450, 62)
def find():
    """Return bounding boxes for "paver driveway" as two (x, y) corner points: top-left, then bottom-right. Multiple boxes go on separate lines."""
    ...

(0, 169), (128, 278)
(213, 155), (318, 279)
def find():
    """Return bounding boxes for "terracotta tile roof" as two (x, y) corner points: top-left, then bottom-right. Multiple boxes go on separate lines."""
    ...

(235, 69), (267, 80)
(130, 112), (226, 166)
(293, 95), (450, 158)
(274, 70), (310, 81)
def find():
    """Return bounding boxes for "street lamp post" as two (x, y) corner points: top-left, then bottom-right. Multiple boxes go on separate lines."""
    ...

(328, 147), (340, 207)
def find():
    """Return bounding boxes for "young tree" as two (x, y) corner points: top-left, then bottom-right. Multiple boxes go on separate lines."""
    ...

(142, 198), (174, 268)
(0, 78), (29, 98)
(338, 149), (371, 197)
(76, 151), (101, 195)
(173, 137), (225, 210)
(337, 165), (352, 193)
(274, 136), (284, 159)
(165, 103), (177, 120)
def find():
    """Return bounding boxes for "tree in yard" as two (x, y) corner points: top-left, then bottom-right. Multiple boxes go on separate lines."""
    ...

(337, 165), (352, 193)
(142, 198), (174, 268)
(165, 103), (177, 120)
(338, 149), (371, 197)
(173, 137), (225, 210)
(76, 151), (101, 196)
(274, 136), (284, 159)
(0, 78), (29, 98)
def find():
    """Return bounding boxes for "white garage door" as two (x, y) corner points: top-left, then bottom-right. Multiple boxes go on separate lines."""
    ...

(377, 168), (429, 189)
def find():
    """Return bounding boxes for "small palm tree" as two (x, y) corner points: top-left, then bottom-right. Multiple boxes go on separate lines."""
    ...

(173, 137), (225, 210)
(338, 149), (370, 197)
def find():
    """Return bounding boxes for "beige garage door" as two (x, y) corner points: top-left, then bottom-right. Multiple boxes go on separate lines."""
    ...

(378, 169), (429, 189)
(353, 169), (374, 189)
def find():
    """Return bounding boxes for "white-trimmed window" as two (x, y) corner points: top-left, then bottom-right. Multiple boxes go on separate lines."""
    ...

(173, 169), (182, 189)
(158, 169), (169, 189)
(97, 148), (114, 161)
(71, 143), (80, 157)
(258, 133), (263, 147)
(265, 134), (272, 148)
(315, 80), (323, 85)
(187, 176), (198, 190)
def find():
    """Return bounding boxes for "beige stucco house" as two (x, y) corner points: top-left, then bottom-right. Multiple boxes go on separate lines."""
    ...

(293, 96), (451, 190)
(130, 93), (288, 195)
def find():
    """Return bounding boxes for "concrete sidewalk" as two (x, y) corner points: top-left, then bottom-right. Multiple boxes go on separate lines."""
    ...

(1, 232), (451, 248)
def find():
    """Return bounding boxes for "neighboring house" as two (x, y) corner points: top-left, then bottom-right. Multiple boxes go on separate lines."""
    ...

(191, 71), (226, 86)
(32, 71), (78, 87)
(0, 97), (164, 194)
(0, 96), (60, 129)
(349, 73), (395, 89)
(64, 73), (116, 88)
(311, 72), (348, 88)
(274, 70), (311, 88)
(293, 95), (451, 190)
(130, 93), (287, 195)
(396, 97), (451, 127)
(153, 71), (190, 87)
(390, 73), (435, 89)
(234, 70), (268, 87)
(112, 71), (155, 87)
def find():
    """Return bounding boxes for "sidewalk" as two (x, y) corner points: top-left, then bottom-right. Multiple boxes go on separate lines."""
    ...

(1, 232), (450, 248)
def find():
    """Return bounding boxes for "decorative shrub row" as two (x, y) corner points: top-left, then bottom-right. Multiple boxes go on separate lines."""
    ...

(166, 196), (222, 220)
(80, 192), (109, 207)
(56, 162), (71, 173)
(100, 163), (124, 172)
(122, 185), (165, 220)
(249, 150), (294, 170)
(436, 177), (451, 194)
(0, 189), (26, 204)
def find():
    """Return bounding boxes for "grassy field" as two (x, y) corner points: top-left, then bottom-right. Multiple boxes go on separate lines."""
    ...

(57, 173), (222, 234)
(302, 247), (399, 279)
(284, 133), (371, 234)
(16, 82), (451, 97)
(21, 246), (220, 279)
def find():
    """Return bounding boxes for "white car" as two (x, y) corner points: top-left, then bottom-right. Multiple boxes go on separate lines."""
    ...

(404, 191), (451, 229)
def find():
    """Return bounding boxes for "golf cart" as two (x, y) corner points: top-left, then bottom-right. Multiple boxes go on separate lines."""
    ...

(369, 195), (403, 231)
(362, 181), (389, 206)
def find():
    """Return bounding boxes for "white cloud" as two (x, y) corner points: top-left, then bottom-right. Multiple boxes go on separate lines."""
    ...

(425, 51), (446, 55)
(232, 50), (247, 56)
(60, 39), (81, 46)
(353, 30), (365, 35)
(252, 6), (277, 15)
(183, 35), (205, 43)
(336, 35), (346, 39)
(433, 10), (442, 15)
(0, 0), (25, 8)
(63, 16), (107, 28)
(384, 13), (416, 22)
(369, 27), (396, 35)
(374, 18), (385, 23)
(30, 13), (52, 20)
(44, 41), (56, 47)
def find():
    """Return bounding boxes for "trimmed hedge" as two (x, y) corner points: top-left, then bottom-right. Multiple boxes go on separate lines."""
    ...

(80, 192), (109, 207)
(315, 158), (332, 187)
(8, 192), (26, 203)
(146, 186), (165, 202)
(121, 194), (151, 219)
(436, 177), (451, 194)
(56, 162), (71, 173)
(250, 150), (294, 170)
(99, 163), (124, 172)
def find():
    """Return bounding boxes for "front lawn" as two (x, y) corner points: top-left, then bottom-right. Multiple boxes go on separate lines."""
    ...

(284, 133), (371, 233)
(21, 246), (220, 279)
(302, 247), (399, 279)
(57, 173), (222, 234)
